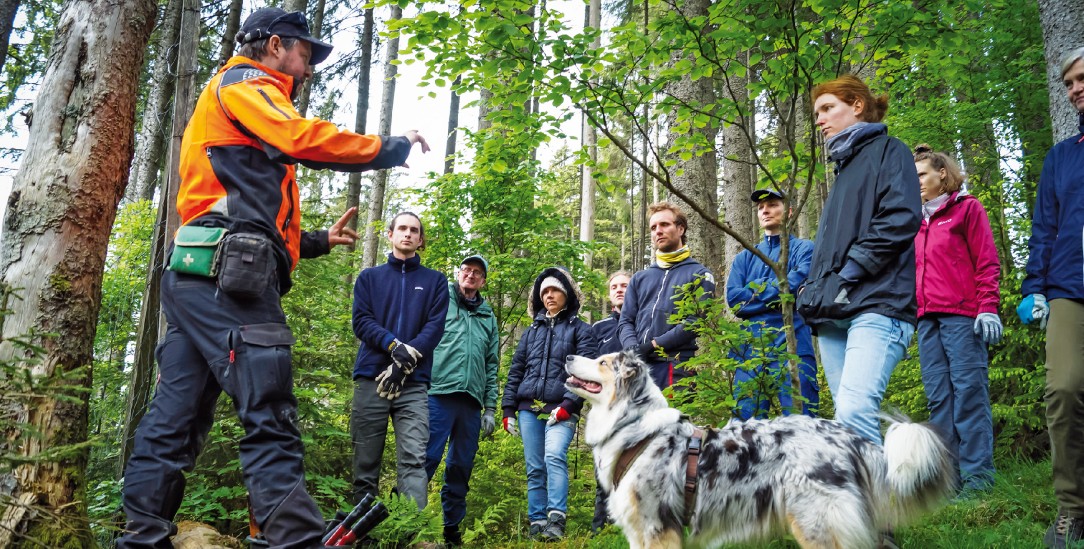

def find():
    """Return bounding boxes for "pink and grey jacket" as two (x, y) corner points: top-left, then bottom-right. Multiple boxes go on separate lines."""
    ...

(915, 192), (1000, 319)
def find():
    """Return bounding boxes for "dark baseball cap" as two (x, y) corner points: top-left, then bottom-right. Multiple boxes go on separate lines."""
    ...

(461, 254), (488, 277)
(750, 189), (785, 202)
(237, 8), (334, 65)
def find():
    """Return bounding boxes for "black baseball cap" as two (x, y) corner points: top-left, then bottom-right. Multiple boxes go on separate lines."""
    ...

(750, 189), (785, 202)
(237, 7), (334, 65)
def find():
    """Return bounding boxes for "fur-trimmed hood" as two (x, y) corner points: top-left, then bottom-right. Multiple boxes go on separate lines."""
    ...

(529, 266), (585, 318)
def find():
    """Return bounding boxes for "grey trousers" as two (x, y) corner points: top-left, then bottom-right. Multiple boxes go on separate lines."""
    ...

(350, 378), (430, 509)
(1046, 299), (1084, 517)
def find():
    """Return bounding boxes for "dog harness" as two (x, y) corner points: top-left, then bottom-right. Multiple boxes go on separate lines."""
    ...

(612, 428), (705, 527)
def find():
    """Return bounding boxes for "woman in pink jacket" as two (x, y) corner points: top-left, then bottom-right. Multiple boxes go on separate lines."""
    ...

(914, 144), (1001, 496)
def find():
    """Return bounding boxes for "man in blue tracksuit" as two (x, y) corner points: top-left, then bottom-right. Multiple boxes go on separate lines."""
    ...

(618, 202), (715, 389)
(1017, 47), (1084, 548)
(425, 255), (499, 547)
(726, 189), (818, 419)
(590, 270), (630, 534)
(352, 212), (448, 512)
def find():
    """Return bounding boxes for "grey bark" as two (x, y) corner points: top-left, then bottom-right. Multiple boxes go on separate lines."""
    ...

(719, 57), (755, 283)
(361, 5), (401, 269)
(662, 0), (722, 275)
(345, 7), (375, 251)
(0, 0), (18, 75)
(0, 0), (156, 543)
(118, 0), (200, 479)
(578, 0), (600, 270)
(1037, 0), (1084, 142)
(444, 76), (461, 175)
(126, 0), (182, 203)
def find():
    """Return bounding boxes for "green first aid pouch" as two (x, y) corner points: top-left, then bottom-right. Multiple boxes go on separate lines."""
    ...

(168, 225), (228, 277)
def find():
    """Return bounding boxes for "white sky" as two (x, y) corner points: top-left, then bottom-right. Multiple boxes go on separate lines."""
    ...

(0, 0), (589, 230)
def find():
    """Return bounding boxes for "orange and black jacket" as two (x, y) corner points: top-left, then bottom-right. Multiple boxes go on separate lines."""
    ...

(178, 55), (410, 292)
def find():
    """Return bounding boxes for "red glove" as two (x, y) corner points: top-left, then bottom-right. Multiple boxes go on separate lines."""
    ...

(547, 406), (571, 426)
(503, 416), (519, 437)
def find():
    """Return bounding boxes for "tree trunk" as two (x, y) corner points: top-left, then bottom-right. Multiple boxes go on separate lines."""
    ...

(0, 0), (156, 544)
(662, 0), (722, 275)
(578, 0), (600, 272)
(214, 0), (242, 69)
(0, 0), (19, 76)
(119, 0), (199, 479)
(444, 76), (461, 175)
(126, 0), (182, 203)
(719, 56), (754, 284)
(345, 7), (375, 252)
(1037, 0), (1084, 142)
(361, 5), (401, 269)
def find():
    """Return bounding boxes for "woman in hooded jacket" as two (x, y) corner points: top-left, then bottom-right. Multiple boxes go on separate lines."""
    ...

(913, 145), (1001, 495)
(501, 267), (598, 541)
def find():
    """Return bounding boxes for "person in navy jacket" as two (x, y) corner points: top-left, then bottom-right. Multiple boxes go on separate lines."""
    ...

(589, 270), (630, 533)
(1018, 46), (1084, 547)
(351, 212), (449, 512)
(726, 189), (818, 419)
(912, 145), (1000, 497)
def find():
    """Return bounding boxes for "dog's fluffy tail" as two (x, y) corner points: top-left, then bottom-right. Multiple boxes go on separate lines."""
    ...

(879, 417), (956, 527)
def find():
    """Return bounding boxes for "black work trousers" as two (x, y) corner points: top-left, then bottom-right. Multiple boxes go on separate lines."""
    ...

(118, 270), (324, 549)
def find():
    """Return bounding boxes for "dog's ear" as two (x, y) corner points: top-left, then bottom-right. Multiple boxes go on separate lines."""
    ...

(616, 349), (641, 380)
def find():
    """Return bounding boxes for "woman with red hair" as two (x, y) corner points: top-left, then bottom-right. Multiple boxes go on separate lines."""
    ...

(797, 75), (922, 451)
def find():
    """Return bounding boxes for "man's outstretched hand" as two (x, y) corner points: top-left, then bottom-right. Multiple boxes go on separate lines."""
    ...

(401, 130), (430, 168)
(327, 207), (359, 249)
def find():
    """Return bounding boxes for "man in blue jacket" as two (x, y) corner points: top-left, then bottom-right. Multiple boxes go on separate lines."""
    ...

(1018, 46), (1084, 548)
(589, 270), (630, 534)
(618, 202), (715, 389)
(352, 212), (448, 512)
(726, 189), (818, 419)
(425, 255), (499, 547)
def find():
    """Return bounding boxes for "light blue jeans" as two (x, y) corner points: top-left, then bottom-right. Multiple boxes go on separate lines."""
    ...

(817, 313), (915, 444)
(518, 410), (577, 522)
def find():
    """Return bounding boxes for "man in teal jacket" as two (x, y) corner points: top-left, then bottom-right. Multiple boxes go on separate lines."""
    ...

(425, 255), (500, 547)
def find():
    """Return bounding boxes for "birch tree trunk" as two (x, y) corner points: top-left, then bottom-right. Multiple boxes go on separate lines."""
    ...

(662, 0), (722, 275)
(126, 0), (182, 203)
(0, 0), (156, 544)
(345, 7), (375, 251)
(1038, 0), (1084, 142)
(361, 5), (401, 269)
(444, 76), (461, 175)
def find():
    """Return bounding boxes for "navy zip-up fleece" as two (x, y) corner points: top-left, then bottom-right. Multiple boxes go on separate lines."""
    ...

(352, 253), (449, 382)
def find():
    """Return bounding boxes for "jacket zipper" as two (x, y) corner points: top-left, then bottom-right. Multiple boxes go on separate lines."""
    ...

(397, 261), (406, 336)
(281, 177), (296, 246)
(647, 268), (672, 344)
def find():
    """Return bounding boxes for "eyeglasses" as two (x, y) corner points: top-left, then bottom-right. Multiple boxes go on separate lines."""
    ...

(460, 268), (485, 279)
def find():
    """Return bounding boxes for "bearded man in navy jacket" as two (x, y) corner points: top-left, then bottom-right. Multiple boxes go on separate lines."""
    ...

(351, 212), (448, 511)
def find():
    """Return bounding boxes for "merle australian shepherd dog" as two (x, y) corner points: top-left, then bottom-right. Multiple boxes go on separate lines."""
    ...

(565, 350), (956, 549)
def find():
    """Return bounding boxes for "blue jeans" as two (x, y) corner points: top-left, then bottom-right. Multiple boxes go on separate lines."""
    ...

(918, 314), (994, 491)
(518, 410), (577, 522)
(425, 393), (482, 527)
(733, 355), (819, 419)
(817, 312), (914, 444)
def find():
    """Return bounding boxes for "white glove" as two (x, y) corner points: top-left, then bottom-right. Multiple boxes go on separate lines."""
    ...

(503, 416), (518, 437)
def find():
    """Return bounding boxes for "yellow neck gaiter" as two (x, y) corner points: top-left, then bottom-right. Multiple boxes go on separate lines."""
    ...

(655, 246), (691, 269)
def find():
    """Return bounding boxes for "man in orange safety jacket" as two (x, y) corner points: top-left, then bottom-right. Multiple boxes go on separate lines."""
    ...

(118, 7), (428, 548)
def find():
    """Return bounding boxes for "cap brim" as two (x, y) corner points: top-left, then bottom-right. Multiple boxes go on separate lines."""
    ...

(303, 37), (333, 65)
(750, 189), (783, 202)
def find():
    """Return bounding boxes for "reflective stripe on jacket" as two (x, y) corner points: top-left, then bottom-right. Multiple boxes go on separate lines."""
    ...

(916, 192), (1000, 318)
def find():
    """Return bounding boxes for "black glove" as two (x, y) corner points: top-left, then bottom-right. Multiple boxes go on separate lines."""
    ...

(389, 339), (422, 374)
(375, 363), (408, 400)
(635, 341), (656, 360)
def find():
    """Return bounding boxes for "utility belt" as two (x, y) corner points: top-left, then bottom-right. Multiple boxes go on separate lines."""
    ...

(167, 225), (277, 298)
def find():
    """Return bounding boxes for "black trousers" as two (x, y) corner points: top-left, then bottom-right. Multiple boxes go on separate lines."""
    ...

(118, 270), (324, 549)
